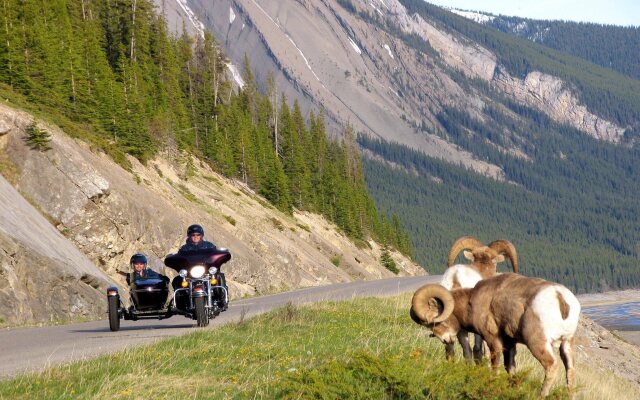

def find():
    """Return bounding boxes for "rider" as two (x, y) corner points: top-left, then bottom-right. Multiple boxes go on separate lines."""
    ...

(128, 253), (161, 283)
(178, 224), (216, 253)
(175, 224), (227, 310)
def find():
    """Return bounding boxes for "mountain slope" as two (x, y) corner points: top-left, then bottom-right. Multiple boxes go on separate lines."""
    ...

(0, 101), (423, 323)
(166, 0), (640, 156)
(463, 11), (640, 82)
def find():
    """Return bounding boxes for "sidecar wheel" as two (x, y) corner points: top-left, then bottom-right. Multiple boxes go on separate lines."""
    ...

(108, 296), (120, 332)
(195, 296), (209, 327)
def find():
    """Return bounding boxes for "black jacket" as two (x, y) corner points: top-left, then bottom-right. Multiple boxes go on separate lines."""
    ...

(178, 237), (216, 253)
(129, 268), (166, 285)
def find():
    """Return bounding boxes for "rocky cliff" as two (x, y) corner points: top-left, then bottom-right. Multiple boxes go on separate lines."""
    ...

(0, 102), (423, 324)
(0, 114), (115, 324)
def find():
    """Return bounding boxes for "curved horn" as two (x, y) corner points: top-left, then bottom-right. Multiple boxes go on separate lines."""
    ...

(447, 236), (484, 267)
(488, 239), (519, 273)
(411, 284), (455, 324)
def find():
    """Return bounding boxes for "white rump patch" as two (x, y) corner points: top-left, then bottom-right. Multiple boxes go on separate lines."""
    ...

(530, 285), (581, 345)
(440, 265), (482, 289)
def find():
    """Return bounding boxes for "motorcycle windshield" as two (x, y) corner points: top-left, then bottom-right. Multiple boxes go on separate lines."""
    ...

(164, 247), (231, 272)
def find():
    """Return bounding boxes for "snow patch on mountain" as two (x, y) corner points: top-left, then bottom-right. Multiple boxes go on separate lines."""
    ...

(227, 63), (245, 89)
(349, 37), (362, 55)
(230, 7), (236, 24)
(384, 44), (394, 59)
(250, 0), (322, 84)
(448, 8), (495, 24)
(176, 0), (205, 38)
(369, 2), (383, 16)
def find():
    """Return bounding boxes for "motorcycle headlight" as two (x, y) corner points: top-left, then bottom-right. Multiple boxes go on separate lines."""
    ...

(190, 265), (206, 278)
(179, 269), (188, 278)
(208, 266), (218, 275)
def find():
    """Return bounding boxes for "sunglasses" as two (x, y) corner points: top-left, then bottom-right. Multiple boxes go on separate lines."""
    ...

(190, 233), (202, 237)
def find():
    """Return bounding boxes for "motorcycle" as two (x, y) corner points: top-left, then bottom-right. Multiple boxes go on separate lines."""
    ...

(106, 247), (231, 331)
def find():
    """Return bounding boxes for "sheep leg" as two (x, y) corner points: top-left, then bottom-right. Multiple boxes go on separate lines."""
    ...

(529, 343), (558, 398)
(503, 343), (517, 374)
(472, 333), (484, 363)
(444, 342), (455, 360)
(560, 337), (576, 400)
(485, 338), (504, 371)
(456, 330), (472, 359)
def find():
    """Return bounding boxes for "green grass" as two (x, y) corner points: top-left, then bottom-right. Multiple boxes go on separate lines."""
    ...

(0, 296), (636, 399)
(330, 255), (342, 267)
(223, 214), (237, 226)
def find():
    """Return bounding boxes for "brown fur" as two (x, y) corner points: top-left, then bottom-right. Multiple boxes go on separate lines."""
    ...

(452, 273), (461, 289)
(444, 236), (518, 363)
(557, 291), (570, 320)
(411, 273), (578, 399)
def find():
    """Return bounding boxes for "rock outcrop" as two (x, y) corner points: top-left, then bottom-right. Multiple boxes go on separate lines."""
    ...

(0, 173), (113, 324)
(381, 0), (626, 143)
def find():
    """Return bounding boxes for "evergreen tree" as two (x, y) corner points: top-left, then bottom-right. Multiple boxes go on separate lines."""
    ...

(381, 246), (399, 274)
(25, 123), (52, 151)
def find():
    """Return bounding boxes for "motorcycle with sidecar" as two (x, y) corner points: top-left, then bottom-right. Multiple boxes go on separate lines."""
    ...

(106, 247), (231, 331)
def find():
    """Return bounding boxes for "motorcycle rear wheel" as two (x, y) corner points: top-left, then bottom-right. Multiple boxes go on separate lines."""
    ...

(195, 296), (209, 327)
(108, 296), (120, 331)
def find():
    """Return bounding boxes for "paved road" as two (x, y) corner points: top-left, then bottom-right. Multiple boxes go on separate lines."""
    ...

(0, 275), (439, 379)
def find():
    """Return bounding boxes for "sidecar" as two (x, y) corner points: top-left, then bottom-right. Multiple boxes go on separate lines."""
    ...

(106, 271), (172, 332)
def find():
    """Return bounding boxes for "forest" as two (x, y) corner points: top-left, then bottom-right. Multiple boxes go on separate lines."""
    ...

(359, 97), (640, 293)
(485, 16), (640, 82)
(0, 0), (411, 257)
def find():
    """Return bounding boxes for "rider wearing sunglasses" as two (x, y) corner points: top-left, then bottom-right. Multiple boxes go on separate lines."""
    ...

(178, 224), (216, 253)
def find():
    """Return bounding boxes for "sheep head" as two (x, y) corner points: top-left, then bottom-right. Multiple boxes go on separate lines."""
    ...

(447, 236), (518, 273)
(410, 284), (459, 344)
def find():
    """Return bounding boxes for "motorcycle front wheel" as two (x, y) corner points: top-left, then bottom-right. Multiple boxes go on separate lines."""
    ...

(108, 296), (120, 331)
(195, 296), (209, 327)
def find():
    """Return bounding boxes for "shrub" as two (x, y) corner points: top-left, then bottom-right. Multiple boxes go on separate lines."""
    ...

(381, 246), (399, 274)
(330, 255), (341, 267)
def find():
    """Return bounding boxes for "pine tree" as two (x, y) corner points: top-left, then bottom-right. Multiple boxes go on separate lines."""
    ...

(25, 123), (52, 151)
(381, 245), (399, 274)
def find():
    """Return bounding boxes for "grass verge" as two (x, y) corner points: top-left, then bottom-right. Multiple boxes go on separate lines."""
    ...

(0, 295), (637, 399)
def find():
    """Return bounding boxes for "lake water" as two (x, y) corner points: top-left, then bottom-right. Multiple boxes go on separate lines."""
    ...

(582, 301), (640, 331)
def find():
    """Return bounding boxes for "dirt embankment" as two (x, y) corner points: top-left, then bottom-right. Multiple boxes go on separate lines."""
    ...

(577, 290), (640, 389)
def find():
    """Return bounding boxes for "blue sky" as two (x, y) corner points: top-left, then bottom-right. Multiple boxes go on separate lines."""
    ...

(427, 0), (640, 26)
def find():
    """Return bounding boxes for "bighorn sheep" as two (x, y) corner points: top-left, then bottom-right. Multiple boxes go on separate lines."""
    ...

(441, 236), (519, 360)
(411, 273), (580, 399)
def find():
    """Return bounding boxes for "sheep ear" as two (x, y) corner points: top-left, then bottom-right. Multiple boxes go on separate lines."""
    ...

(428, 298), (442, 313)
(463, 250), (474, 261)
(494, 254), (505, 263)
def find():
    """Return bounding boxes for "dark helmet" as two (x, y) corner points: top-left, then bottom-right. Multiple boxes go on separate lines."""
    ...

(187, 224), (205, 236)
(130, 253), (148, 266)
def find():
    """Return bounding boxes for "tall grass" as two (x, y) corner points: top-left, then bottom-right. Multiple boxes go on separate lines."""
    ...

(0, 295), (637, 399)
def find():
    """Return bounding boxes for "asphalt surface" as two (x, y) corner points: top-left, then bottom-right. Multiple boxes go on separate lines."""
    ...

(0, 275), (439, 379)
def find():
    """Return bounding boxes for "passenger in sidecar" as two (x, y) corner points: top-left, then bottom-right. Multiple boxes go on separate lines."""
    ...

(107, 252), (172, 331)
(126, 253), (170, 311)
